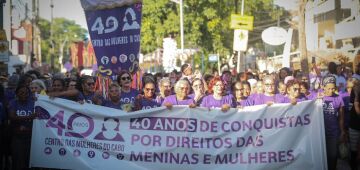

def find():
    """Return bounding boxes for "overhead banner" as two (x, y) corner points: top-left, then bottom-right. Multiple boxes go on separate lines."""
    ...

(30, 96), (327, 170)
(84, 3), (142, 80)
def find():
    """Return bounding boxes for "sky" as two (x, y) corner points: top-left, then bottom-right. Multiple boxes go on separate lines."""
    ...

(38, 0), (88, 30)
(4, 0), (88, 30)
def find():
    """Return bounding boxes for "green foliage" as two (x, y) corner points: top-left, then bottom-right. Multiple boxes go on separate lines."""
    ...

(141, 0), (288, 73)
(38, 17), (87, 69)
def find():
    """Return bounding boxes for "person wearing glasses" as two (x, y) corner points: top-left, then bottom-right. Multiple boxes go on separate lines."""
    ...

(283, 80), (307, 104)
(134, 81), (160, 111)
(252, 75), (286, 105)
(189, 78), (206, 106)
(231, 81), (253, 107)
(200, 76), (235, 111)
(77, 75), (103, 104)
(117, 71), (139, 112)
(156, 78), (172, 104)
(162, 79), (194, 109)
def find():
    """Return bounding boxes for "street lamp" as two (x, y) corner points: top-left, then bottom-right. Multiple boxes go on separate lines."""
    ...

(170, 0), (184, 53)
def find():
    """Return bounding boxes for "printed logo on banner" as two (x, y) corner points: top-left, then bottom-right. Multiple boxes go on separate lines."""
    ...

(88, 150), (95, 158)
(102, 152), (110, 159)
(59, 148), (66, 156)
(94, 118), (124, 142)
(85, 3), (142, 80)
(73, 149), (81, 157)
(101, 56), (110, 65)
(44, 147), (52, 155)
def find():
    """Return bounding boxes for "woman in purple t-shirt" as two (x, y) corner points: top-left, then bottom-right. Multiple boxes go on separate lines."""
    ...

(231, 81), (253, 107)
(117, 71), (139, 112)
(9, 85), (37, 170)
(134, 81), (161, 111)
(99, 83), (123, 110)
(200, 76), (234, 111)
(284, 80), (307, 104)
(320, 75), (346, 170)
(252, 76), (286, 105)
(162, 79), (194, 108)
(190, 78), (206, 106)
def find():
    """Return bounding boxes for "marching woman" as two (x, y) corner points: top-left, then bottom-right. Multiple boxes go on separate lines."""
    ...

(117, 71), (139, 112)
(162, 79), (194, 109)
(134, 81), (161, 111)
(284, 80), (307, 104)
(252, 75), (286, 105)
(8, 85), (36, 170)
(320, 75), (346, 170)
(200, 76), (235, 111)
(231, 81), (253, 107)
(189, 78), (206, 106)
(97, 83), (123, 110)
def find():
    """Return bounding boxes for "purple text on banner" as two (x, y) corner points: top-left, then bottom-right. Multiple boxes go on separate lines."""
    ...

(85, 3), (142, 80)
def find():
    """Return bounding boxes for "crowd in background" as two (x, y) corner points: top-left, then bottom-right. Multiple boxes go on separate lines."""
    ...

(0, 61), (360, 170)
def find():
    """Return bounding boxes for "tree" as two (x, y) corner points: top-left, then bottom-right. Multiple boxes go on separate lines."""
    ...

(38, 17), (87, 71)
(141, 0), (289, 73)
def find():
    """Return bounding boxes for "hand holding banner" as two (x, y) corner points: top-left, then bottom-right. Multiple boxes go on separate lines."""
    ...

(30, 97), (327, 170)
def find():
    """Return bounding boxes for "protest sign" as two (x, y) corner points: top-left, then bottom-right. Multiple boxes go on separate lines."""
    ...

(30, 96), (326, 170)
(84, 3), (142, 80)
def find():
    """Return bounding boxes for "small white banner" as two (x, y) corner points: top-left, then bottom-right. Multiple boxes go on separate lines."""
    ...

(233, 29), (248, 52)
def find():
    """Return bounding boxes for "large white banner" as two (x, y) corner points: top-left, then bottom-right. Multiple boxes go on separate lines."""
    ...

(30, 96), (327, 170)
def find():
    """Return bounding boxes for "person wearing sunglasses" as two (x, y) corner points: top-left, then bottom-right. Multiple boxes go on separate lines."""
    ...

(134, 81), (160, 111)
(117, 71), (139, 112)
(77, 75), (103, 104)
(284, 80), (307, 104)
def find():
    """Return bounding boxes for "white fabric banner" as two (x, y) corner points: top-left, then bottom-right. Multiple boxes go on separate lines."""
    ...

(30, 96), (327, 170)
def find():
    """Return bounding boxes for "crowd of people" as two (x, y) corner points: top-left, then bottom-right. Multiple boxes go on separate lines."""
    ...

(0, 61), (360, 170)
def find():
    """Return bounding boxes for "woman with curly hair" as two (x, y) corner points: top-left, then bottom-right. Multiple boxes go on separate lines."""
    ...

(200, 76), (235, 111)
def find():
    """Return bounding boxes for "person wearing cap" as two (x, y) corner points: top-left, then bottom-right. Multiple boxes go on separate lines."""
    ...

(319, 75), (346, 170)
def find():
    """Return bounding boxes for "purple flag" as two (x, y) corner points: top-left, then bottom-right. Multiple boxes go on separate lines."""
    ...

(85, 3), (142, 80)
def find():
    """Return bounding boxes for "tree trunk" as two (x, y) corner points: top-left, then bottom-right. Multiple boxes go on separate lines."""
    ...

(299, 0), (309, 75)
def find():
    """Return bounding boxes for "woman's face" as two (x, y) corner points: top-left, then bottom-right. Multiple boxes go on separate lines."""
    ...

(278, 83), (287, 95)
(176, 82), (189, 99)
(17, 87), (29, 101)
(300, 85), (308, 94)
(109, 86), (120, 100)
(52, 80), (64, 92)
(280, 70), (288, 79)
(243, 84), (251, 97)
(233, 82), (243, 99)
(83, 78), (95, 93)
(287, 83), (301, 99)
(160, 81), (172, 97)
(144, 83), (155, 98)
(68, 81), (77, 90)
(263, 79), (275, 94)
(256, 81), (265, 94)
(119, 73), (132, 87)
(324, 83), (336, 96)
(213, 81), (224, 95)
(30, 83), (41, 94)
(192, 80), (204, 95)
